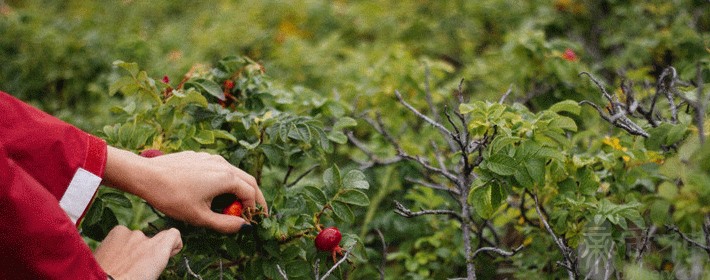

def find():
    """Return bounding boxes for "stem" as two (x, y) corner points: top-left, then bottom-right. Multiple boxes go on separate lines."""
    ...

(461, 197), (476, 280)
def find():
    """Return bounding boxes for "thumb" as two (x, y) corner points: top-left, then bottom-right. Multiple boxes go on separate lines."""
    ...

(201, 212), (249, 234)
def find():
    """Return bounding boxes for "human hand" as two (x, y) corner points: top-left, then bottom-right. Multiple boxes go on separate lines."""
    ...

(104, 147), (268, 233)
(94, 226), (182, 280)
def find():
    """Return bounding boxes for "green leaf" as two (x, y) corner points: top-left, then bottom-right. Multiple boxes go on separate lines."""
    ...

(213, 130), (237, 142)
(186, 78), (225, 100)
(331, 201), (354, 223)
(166, 89), (209, 108)
(323, 165), (342, 190)
(549, 100), (581, 115)
(649, 200), (671, 226)
(327, 131), (348, 144)
(302, 186), (328, 205)
(459, 103), (476, 114)
(192, 130), (215, 145)
(335, 189), (370, 206)
(469, 184), (505, 219)
(109, 76), (135, 96)
(486, 153), (517, 176)
(113, 60), (139, 77)
(333, 117), (357, 130)
(343, 170), (369, 190)
(548, 116), (577, 132)
(238, 139), (260, 150)
(101, 193), (133, 208)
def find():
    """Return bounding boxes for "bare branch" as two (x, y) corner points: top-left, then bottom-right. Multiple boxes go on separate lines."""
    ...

(499, 84), (513, 104)
(472, 244), (525, 259)
(405, 177), (460, 195)
(285, 164), (320, 188)
(635, 225), (657, 263)
(666, 224), (710, 253)
(277, 264), (289, 280)
(318, 245), (354, 280)
(394, 90), (454, 139)
(394, 200), (463, 221)
(580, 72), (650, 138)
(532, 194), (577, 279)
(184, 257), (204, 280)
(376, 229), (387, 280)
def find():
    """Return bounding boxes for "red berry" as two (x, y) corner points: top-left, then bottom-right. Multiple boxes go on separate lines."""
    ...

(140, 149), (163, 158)
(223, 200), (243, 217)
(162, 75), (170, 84)
(562, 48), (578, 61)
(224, 80), (235, 90)
(315, 227), (342, 252)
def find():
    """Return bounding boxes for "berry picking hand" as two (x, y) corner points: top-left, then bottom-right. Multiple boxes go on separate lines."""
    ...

(94, 226), (182, 280)
(103, 147), (268, 233)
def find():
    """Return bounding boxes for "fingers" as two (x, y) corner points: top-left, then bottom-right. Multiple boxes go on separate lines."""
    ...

(152, 228), (183, 257)
(200, 211), (249, 233)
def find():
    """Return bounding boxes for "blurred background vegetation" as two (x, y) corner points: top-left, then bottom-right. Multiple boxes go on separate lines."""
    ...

(1, 1), (708, 279)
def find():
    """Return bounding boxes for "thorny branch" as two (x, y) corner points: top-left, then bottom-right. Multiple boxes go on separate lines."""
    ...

(472, 244), (525, 259)
(579, 72), (650, 137)
(666, 216), (710, 257)
(317, 245), (354, 280)
(532, 193), (578, 280)
(394, 200), (463, 221)
(184, 257), (204, 280)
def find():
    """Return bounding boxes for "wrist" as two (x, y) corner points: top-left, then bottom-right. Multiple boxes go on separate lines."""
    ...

(104, 146), (155, 198)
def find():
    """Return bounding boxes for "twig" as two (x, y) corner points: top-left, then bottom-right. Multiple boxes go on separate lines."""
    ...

(579, 72), (650, 137)
(394, 90), (454, 139)
(375, 229), (387, 280)
(666, 223), (710, 254)
(313, 258), (320, 280)
(472, 244), (525, 259)
(405, 177), (460, 195)
(499, 84), (513, 104)
(219, 259), (223, 280)
(635, 225), (657, 263)
(277, 264), (289, 280)
(285, 164), (319, 188)
(394, 200), (463, 221)
(317, 245), (354, 280)
(184, 257), (204, 280)
(532, 194), (577, 279)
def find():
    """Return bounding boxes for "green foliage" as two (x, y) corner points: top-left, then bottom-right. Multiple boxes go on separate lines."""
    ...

(3, 0), (710, 278)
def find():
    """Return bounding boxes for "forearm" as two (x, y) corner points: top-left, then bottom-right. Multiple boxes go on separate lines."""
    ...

(103, 146), (155, 199)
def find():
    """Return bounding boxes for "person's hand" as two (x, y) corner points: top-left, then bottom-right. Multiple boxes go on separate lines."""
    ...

(94, 226), (182, 280)
(104, 147), (268, 233)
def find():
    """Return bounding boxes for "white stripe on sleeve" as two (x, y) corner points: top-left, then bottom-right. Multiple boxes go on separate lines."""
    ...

(59, 168), (102, 224)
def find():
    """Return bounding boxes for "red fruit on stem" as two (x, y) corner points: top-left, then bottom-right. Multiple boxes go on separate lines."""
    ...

(315, 227), (342, 252)
(223, 200), (243, 217)
(140, 149), (163, 158)
(562, 48), (578, 61)
(224, 80), (235, 90)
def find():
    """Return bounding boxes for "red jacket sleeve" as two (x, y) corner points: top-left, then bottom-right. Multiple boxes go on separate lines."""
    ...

(0, 91), (108, 279)
(0, 91), (107, 224)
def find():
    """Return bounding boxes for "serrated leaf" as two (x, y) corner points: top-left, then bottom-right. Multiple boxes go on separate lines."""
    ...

(327, 131), (348, 144)
(549, 116), (577, 132)
(186, 78), (225, 100)
(213, 130), (237, 142)
(335, 189), (369, 206)
(343, 170), (369, 190)
(238, 140), (259, 150)
(302, 186), (328, 205)
(333, 117), (357, 130)
(549, 100), (581, 115)
(113, 60), (139, 77)
(192, 130), (215, 145)
(109, 76), (135, 96)
(166, 89), (209, 108)
(323, 165), (342, 189)
(331, 201), (354, 223)
(469, 185), (504, 219)
(486, 153), (517, 176)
